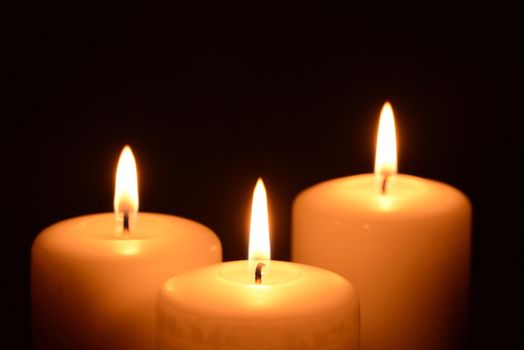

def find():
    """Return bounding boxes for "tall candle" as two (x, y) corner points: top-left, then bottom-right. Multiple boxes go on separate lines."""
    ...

(157, 179), (360, 350)
(292, 103), (471, 350)
(31, 146), (222, 350)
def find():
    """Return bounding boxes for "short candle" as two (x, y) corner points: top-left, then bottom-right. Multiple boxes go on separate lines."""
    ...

(157, 179), (360, 350)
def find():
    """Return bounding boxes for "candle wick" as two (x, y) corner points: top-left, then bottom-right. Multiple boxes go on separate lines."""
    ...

(123, 212), (130, 234)
(255, 262), (266, 284)
(381, 173), (390, 195)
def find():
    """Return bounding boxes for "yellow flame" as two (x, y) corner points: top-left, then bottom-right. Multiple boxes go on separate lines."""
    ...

(248, 178), (271, 261)
(114, 146), (139, 215)
(374, 102), (398, 179)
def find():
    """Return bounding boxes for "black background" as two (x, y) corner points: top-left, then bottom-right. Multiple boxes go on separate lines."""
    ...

(5, 3), (521, 349)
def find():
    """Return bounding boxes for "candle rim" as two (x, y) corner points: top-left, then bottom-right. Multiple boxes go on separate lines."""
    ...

(33, 212), (222, 258)
(294, 173), (472, 217)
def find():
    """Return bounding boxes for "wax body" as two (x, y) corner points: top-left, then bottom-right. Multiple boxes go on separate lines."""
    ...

(157, 260), (360, 350)
(32, 212), (222, 350)
(292, 174), (471, 350)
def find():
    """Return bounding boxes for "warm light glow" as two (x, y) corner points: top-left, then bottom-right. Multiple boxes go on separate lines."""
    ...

(117, 240), (141, 256)
(374, 102), (398, 180)
(114, 146), (139, 215)
(248, 178), (271, 261)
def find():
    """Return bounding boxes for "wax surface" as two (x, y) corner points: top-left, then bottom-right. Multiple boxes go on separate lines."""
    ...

(157, 260), (360, 350)
(292, 174), (471, 350)
(32, 212), (222, 350)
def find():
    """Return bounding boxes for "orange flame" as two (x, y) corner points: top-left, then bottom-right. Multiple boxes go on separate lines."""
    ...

(248, 178), (271, 261)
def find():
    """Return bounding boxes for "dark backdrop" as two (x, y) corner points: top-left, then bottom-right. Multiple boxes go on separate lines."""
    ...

(5, 3), (520, 349)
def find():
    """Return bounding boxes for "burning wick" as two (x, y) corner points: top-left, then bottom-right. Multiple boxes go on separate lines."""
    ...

(381, 172), (391, 194)
(123, 212), (130, 234)
(255, 262), (266, 284)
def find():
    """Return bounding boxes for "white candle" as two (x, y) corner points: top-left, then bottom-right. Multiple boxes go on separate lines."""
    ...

(292, 103), (471, 350)
(31, 146), (222, 350)
(157, 179), (360, 350)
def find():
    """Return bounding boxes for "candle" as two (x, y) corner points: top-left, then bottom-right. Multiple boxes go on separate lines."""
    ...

(31, 146), (222, 350)
(292, 102), (471, 350)
(157, 179), (360, 350)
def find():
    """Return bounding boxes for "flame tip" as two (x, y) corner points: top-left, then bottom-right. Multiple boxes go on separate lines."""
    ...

(380, 101), (394, 114)
(121, 145), (133, 153)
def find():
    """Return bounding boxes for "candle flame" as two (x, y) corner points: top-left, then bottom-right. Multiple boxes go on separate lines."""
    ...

(114, 146), (139, 216)
(374, 102), (398, 187)
(248, 178), (271, 261)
